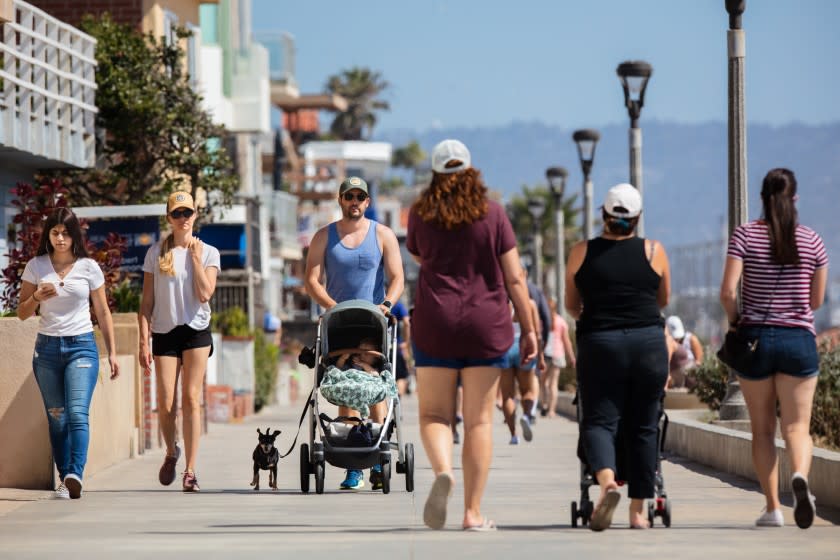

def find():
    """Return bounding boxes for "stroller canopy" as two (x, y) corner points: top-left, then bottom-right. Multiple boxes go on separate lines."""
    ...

(321, 299), (390, 357)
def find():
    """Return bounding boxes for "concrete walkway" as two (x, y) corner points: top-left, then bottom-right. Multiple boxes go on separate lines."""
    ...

(1, 392), (837, 559)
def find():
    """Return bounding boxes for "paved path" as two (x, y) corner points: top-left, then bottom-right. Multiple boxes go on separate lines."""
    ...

(1, 392), (837, 559)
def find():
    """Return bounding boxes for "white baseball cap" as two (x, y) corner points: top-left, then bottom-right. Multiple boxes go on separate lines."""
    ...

(602, 183), (642, 218)
(666, 316), (686, 340)
(431, 139), (471, 174)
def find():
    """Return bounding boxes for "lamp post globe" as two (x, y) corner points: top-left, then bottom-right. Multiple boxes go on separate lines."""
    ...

(546, 166), (568, 318)
(572, 129), (601, 240)
(526, 197), (546, 287)
(617, 59), (652, 237)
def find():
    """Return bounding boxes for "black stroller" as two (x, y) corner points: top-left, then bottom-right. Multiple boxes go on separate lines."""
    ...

(570, 392), (672, 528)
(298, 299), (414, 495)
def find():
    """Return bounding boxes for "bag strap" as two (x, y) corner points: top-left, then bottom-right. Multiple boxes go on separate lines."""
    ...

(278, 388), (314, 459)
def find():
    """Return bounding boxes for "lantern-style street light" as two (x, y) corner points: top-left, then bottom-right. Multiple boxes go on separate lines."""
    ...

(572, 129), (601, 240)
(617, 60), (652, 237)
(546, 166), (567, 313)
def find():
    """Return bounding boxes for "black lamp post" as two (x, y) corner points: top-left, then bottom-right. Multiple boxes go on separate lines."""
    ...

(526, 197), (546, 287)
(617, 60), (653, 237)
(572, 129), (601, 239)
(546, 167), (567, 314)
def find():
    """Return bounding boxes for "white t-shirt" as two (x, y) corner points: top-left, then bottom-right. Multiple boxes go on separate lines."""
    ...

(142, 240), (221, 334)
(22, 255), (105, 336)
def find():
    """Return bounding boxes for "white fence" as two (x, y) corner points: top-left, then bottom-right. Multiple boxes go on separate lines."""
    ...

(0, 0), (96, 168)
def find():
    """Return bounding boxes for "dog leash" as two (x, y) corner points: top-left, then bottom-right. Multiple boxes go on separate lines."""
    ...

(278, 388), (314, 459)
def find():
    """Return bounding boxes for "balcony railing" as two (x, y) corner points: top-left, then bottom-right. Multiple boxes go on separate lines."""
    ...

(0, 0), (96, 168)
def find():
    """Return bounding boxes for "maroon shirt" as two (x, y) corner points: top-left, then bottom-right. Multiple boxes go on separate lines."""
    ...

(407, 200), (516, 359)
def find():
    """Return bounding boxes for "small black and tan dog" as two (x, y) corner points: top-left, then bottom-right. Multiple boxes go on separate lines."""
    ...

(251, 427), (281, 491)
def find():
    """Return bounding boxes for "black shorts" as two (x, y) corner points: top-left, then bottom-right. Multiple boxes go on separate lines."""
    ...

(152, 324), (213, 358)
(395, 350), (408, 380)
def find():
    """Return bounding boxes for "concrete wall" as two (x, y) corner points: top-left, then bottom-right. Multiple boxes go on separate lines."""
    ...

(0, 317), (138, 489)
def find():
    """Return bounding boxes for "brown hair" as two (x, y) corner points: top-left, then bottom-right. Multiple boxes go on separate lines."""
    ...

(412, 167), (488, 229)
(761, 168), (799, 265)
(37, 207), (90, 259)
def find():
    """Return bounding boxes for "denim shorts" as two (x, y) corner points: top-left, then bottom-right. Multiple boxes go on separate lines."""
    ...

(412, 345), (507, 370)
(502, 338), (537, 371)
(735, 325), (819, 381)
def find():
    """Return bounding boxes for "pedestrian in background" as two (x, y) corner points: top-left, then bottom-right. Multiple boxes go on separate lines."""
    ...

(665, 315), (703, 388)
(407, 139), (537, 531)
(139, 191), (220, 493)
(565, 183), (671, 531)
(720, 168), (828, 529)
(18, 207), (120, 500)
(541, 297), (576, 418)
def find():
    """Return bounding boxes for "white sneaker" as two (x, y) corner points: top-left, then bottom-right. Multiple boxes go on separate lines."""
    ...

(509, 435), (520, 445)
(64, 473), (83, 499)
(54, 482), (70, 500)
(755, 508), (784, 527)
(791, 472), (816, 529)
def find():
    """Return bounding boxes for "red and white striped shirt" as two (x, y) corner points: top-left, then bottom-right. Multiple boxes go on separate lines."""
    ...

(727, 220), (828, 334)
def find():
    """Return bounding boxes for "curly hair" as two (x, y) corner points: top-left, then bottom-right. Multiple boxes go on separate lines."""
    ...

(412, 168), (488, 229)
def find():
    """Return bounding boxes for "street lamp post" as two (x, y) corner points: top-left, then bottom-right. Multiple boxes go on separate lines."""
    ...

(527, 197), (546, 288)
(546, 167), (567, 314)
(719, 0), (750, 421)
(616, 60), (653, 237)
(572, 129), (601, 240)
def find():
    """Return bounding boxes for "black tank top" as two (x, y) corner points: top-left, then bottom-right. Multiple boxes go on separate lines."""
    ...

(574, 236), (663, 335)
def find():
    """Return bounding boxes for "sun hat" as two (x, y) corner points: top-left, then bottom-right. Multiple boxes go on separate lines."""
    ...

(167, 191), (195, 212)
(602, 183), (642, 218)
(431, 139), (471, 174)
(338, 176), (369, 196)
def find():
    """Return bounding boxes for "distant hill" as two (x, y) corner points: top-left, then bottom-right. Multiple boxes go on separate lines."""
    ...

(376, 121), (840, 273)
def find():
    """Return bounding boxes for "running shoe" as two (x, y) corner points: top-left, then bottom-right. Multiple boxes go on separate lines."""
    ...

(340, 469), (365, 490)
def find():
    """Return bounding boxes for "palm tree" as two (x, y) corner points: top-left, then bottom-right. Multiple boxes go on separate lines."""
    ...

(325, 67), (390, 140)
(391, 140), (427, 185)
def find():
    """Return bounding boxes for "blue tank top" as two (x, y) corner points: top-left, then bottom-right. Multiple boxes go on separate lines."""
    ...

(325, 220), (385, 304)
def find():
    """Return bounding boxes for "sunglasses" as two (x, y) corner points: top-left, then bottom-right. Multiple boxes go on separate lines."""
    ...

(342, 192), (368, 202)
(169, 208), (195, 219)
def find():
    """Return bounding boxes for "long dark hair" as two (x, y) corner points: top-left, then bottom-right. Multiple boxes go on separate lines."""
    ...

(761, 168), (799, 265)
(36, 207), (90, 259)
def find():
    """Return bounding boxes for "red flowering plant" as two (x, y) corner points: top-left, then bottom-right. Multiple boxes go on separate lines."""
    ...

(1, 178), (127, 313)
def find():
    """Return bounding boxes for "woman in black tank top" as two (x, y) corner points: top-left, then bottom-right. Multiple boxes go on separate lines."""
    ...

(564, 184), (671, 531)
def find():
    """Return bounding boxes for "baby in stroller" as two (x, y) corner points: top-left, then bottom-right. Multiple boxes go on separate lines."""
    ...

(334, 338), (381, 375)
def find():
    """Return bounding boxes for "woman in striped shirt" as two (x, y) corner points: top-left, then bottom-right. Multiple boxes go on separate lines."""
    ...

(720, 168), (828, 529)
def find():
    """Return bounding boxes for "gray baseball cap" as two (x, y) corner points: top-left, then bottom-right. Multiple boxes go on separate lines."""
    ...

(338, 176), (369, 195)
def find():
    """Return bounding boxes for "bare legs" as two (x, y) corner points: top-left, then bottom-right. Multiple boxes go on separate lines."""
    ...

(155, 347), (210, 473)
(543, 364), (560, 417)
(739, 373), (818, 513)
(417, 366), (501, 528)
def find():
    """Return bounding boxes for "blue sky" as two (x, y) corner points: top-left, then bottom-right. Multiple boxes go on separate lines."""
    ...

(253, 0), (840, 132)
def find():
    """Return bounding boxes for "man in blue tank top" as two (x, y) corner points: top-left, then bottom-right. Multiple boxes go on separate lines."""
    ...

(304, 176), (404, 491)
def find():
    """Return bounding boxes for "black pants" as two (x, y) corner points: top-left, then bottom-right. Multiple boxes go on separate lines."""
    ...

(577, 325), (667, 499)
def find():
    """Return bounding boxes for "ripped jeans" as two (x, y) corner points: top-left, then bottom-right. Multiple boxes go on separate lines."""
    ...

(32, 332), (100, 481)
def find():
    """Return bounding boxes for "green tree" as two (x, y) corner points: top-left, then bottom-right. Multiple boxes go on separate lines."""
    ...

(507, 185), (582, 273)
(325, 67), (390, 140)
(54, 14), (237, 211)
(391, 140), (427, 186)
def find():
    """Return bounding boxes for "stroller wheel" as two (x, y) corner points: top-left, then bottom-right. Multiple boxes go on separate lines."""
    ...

(381, 459), (391, 495)
(314, 461), (325, 495)
(662, 498), (672, 528)
(404, 443), (415, 493)
(647, 500), (655, 527)
(571, 501), (579, 528)
(299, 443), (311, 494)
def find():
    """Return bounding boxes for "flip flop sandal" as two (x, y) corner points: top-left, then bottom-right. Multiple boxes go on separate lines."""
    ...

(464, 518), (497, 532)
(423, 473), (454, 530)
(590, 489), (621, 532)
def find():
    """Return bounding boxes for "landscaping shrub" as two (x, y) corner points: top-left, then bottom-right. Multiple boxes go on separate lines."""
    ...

(254, 330), (279, 413)
(212, 306), (250, 337)
(688, 348), (728, 411)
(812, 344), (840, 450)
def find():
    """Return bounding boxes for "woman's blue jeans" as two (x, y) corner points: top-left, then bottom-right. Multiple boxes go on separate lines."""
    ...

(32, 332), (100, 481)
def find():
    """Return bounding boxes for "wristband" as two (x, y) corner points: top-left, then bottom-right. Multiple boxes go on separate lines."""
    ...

(381, 300), (392, 309)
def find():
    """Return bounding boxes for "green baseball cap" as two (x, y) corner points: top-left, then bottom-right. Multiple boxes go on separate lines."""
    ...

(338, 176), (369, 196)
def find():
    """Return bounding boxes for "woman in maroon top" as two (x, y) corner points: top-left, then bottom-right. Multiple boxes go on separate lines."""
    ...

(407, 139), (537, 531)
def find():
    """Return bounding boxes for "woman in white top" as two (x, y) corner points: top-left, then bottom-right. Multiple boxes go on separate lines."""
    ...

(139, 191), (220, 492)
(18, 207), (119, 500)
